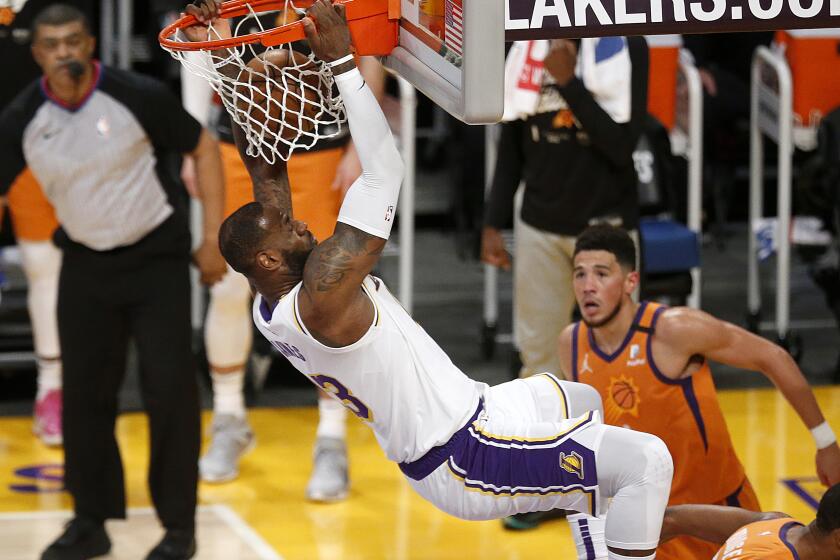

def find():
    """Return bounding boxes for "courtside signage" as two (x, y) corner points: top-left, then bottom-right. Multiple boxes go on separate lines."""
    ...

(505, 0), (840, 40)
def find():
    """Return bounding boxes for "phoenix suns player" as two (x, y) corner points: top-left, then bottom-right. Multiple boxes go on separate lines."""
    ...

(660, 483), (840, 559)
(556, 224), (840, 560)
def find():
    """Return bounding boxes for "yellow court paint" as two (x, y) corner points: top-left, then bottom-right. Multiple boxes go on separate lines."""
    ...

(0, 386), (838, 559)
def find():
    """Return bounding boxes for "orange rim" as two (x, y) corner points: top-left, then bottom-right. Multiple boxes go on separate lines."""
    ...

(159, 0), (390, 51)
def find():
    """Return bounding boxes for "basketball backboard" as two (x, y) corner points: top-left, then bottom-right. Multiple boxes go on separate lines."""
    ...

(384, 0), (505, 124)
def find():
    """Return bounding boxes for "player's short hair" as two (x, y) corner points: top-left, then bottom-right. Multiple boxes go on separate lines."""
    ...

(32, 4), (92, 39)
(219, 202), (268, 275)
(574, 224), (637, 271)
(816, 482), (840, 533)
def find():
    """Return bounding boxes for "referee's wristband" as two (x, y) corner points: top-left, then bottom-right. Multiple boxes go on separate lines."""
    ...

(812, 421), (837, 450)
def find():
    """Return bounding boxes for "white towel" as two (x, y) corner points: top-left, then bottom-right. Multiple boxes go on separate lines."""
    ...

(502, 38), (632, 124)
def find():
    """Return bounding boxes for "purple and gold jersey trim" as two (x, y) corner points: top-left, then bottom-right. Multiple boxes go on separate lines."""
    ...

(779, 521), (803, 560)
(448, 411), (600, 514)
(467, 410), (595, 446)
(536, 373), (570, 419)
(398, 400), (484, 481)
(291, 282), (380, 338)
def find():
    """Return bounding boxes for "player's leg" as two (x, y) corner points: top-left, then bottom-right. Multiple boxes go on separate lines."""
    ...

(513, 221), (575, 379)
(7, 170), (63, 445)
(503, 373), (605, 530)
(515, 374), (612, 556)
(200, 265), (255, 483)
(288, 146), (351, 502)
(198, 141), (258, 482)
(595, 425), (673, 560)
(20, 240), (63, 442)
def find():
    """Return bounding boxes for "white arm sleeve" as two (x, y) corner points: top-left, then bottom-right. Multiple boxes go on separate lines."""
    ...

(334, 67), (404, 240)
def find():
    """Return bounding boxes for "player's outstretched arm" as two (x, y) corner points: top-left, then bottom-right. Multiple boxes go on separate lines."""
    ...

(656, 308), (840, 486)
(298, 1), (404, 337)
(183, 1), (238, 79)
(660, 505), (785, 545)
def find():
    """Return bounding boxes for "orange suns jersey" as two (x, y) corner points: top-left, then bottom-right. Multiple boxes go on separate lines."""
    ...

(572, 301), (747, 505)
(713, 518), (803, 560)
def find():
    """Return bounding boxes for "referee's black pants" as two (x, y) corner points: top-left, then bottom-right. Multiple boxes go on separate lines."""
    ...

(57, 218), (200, 531)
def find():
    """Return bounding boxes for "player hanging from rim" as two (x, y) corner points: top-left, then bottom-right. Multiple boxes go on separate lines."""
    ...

(184, 1), (673, 558)
(660, 483), (840, 559)
(556, 224), (840, 560)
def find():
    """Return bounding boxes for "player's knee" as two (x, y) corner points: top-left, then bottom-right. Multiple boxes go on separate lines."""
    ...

(209, 269), (251, 313)
(19, 240), (62, 281)
(638, 433), (673, 491)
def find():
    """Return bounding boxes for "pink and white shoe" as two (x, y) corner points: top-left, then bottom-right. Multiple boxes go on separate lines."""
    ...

(33, 389), (63, 447)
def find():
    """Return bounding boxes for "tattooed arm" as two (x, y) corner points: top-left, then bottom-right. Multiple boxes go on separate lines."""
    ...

(296, 1), (403, 346)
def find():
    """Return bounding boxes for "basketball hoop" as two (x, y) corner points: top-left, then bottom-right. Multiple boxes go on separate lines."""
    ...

(159, 0), (399, 163)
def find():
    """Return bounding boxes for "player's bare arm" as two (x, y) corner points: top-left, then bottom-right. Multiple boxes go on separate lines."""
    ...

(183, 0), (291, 214)
(231, 122), (294, 215)
(184, 1), (237, 77)
(557, 324), (576, 379)
(660, 505), (785, 545)
(652, 307), (840, 485)
(295, 0), (403, 346)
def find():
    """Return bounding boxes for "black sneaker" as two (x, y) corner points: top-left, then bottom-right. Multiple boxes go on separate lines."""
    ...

(502, 509), (568, 531)
(41, 517), (111, 560)
(145, 530), (196, 560)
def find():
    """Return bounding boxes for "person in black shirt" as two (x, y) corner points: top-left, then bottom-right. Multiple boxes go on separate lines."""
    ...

(482, 37), (648, 381)
(0, 5), (226, 559)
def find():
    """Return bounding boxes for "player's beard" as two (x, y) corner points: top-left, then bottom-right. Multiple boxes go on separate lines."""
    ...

(281, 245), (312, 277)
(582, 298), (623, 329)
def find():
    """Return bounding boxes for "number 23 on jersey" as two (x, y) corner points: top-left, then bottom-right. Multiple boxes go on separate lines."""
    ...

(310, 374), (374, 422)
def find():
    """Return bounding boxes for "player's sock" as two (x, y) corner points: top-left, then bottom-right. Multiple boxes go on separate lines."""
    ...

(36, 357), (62, 400)
(211, 370), (246, 418)
(568, 512), (609, 559)
(317, 397), (347, 440)
(607, 552), (655, 560)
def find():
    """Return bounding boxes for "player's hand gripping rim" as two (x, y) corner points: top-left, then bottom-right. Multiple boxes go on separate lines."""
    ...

(302, 0), (353, 65)
(183, 0), (232, 42)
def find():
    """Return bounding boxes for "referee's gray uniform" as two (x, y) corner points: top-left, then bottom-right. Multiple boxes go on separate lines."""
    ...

(0, 62), (200, 532)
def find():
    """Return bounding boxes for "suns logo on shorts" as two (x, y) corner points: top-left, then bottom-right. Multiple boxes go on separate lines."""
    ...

(559, 451), (585, 480)
(606, 374), (641, 420)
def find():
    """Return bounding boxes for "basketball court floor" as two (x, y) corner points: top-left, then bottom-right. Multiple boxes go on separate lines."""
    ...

(1, 386), (837, 559)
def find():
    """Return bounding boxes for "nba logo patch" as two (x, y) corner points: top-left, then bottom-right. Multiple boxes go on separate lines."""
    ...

(96, 116), (110, 138)
(385, 205), (394, 222)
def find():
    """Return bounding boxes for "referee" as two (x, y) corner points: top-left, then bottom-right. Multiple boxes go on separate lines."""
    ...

(0, 5), (226, 560)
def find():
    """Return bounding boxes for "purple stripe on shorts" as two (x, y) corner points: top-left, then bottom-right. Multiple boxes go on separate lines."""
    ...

(398, 400), (483, 481)
(580, 518), (596, 560)
(448, 415), (599, 504)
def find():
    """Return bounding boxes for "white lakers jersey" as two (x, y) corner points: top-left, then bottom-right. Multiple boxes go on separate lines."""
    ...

(253, 275), (485, 463)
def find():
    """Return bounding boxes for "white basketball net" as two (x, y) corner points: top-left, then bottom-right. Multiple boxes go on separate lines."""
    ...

(162, 2), (346, 164)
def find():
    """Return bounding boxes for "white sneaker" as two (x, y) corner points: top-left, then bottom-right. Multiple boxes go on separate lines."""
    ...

(305, 437), (349, 502)
(199, 414), (255, 483)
